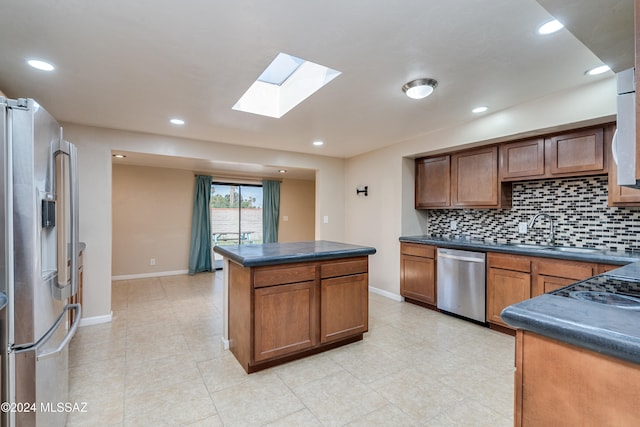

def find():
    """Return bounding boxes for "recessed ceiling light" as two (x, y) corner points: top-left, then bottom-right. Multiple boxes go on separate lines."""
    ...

(402, 78), (438, 99)
(278, 169), (287, 173)
(585, 65), (611, 76)
(472, 106), (488, 114)
(313, 141), (324, 146)
(233, 53), (341, 118)
(27, 59), (55, 71)
(170, 118), (185, 125)
(112, 154), (127, 158)
(538, 19), (564, 35)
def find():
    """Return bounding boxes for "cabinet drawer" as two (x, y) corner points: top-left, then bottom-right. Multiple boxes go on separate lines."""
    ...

(321, 257), (368, 279)
(400, 243), (435, 258)
(253, 264), (316, 288)
(534, 258), (595, 281)
(488, 252), (531, 273)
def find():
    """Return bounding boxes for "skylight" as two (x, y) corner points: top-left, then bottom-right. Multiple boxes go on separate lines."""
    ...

(233, 53), (341, 118)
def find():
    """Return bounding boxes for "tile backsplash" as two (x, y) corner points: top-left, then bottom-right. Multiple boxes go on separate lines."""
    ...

(423, 176), (640, 252)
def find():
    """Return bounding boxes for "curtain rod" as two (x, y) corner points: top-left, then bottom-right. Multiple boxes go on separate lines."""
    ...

(193, 173), (282, 184)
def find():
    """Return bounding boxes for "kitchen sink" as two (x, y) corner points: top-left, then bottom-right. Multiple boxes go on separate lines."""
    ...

(507, 243), (552, 250)
(550, 247), (600, 254)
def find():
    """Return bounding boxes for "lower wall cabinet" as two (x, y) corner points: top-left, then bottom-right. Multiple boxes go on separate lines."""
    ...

(531, 257), (596, 298)
(488, 253), (610, 330)
(400, 243), (436, 306)
(487, 253), (531, 329)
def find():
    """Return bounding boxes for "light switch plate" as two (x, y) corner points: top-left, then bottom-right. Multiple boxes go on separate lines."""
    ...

(450, 220), (457, 231)
(518, 222), (528, 234)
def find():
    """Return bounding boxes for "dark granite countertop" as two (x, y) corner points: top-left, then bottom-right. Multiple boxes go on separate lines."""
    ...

(213, 240), (376, 267)
(399, 235), (640, 265)
(501, 289), (640, 365)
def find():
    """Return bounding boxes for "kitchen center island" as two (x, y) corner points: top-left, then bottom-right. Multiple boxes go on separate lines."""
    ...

(214, 240), (376, 373)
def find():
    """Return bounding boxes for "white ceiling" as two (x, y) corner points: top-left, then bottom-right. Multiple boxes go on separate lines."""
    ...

(0, 1), (629, 177)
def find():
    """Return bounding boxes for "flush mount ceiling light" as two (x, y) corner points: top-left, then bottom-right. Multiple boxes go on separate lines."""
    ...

(402, 78), (438, 99)
(169, 118), (185, 125)
(312, 140), (324, 146)
(233, 53), (341, 118)
(538, 19), (564, 35)
(585, 65), (611, 76)
(27, 59), (55, 71)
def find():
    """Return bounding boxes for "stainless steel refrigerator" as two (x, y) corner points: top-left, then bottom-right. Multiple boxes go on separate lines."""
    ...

(1, 97), (81, 427)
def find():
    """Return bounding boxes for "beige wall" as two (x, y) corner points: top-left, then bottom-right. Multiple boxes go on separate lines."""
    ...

(279, 179), (315, 242)
(112, 164), (193, 276)
(346, 77), (618, 299)
(112, 168), (315, 276)
(61, 123), (345, 322)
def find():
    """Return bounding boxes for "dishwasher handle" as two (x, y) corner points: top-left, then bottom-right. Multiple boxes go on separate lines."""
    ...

(437, 253), (485, 263)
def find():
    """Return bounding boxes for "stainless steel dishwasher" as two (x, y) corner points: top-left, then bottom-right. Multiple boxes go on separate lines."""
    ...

(437, 248), (486, 323)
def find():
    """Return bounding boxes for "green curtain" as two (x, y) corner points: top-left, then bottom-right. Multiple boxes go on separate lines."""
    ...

(262, 180), (280, 243)
(188, 175), (213, 275)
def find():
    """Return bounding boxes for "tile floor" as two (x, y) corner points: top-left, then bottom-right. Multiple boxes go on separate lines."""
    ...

(67, 272), (515, 426)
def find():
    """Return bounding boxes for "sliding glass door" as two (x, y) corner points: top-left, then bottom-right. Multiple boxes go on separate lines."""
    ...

(211, 183), (263, 267)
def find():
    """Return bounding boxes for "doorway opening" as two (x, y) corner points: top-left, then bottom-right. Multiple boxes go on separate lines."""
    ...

(211, 183), (263, 269)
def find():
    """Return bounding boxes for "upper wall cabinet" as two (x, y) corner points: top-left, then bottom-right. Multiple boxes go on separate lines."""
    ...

(415, 156), (450, 208)
(500, 138), (545, 180)
(499, 125), (610, 183)
(416, 146), (511, 209)
(547, 127), (605, 176)
(451, 146), (502, 207)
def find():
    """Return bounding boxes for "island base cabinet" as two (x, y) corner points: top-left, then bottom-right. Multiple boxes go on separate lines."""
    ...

(254, 281), (317, 362)
(515, 330), (640, 427)
(228, 257), (369, 373)
(321, 273), (368, 344)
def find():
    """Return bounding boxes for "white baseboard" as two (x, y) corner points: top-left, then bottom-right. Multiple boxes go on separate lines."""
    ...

(111, 269), (190, 281)
(79, 312), (113, 327)
(369, 286), (403, 302)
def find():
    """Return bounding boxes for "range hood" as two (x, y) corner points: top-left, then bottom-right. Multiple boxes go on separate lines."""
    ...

(535, 0), (634, 73)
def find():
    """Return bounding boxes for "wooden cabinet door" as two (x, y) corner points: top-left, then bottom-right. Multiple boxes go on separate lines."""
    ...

(320, 273), (368, 344)
(254, 281), (318, 362)
(487, 267), (531, 328)
(451, 146), (499, 207)
(532, 275), (576, 298)
(400, 254), (436, 305)
(532, 258), (595, 297)
(415, 156), (450, 208)
(500, 138), (545, 180)
(547, 127), (605, 175)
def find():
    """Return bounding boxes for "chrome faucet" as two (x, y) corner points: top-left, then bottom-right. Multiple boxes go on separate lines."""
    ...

(528, 213), (555, 245)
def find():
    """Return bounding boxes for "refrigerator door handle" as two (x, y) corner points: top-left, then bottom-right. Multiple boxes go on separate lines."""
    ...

(12, 303), (81, 359)
(52, 134), (79, 300)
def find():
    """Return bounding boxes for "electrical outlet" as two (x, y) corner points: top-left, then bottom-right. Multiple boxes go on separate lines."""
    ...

(150, 258), (156, 266)
(323, 215), (329, 224)
(283, 215), (289, 222)
(450, 220), (457, 231)
(518, 222), (528, 234)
